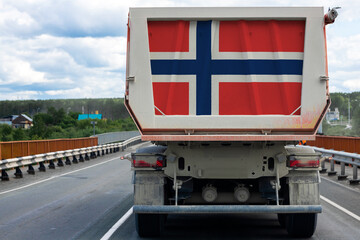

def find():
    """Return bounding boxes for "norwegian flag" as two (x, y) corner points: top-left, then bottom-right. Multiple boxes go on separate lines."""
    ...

(148, 20), (305, 116)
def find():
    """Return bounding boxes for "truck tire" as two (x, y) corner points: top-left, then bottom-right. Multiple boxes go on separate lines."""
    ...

(277, 214), (287, 228)
(135, 213), (164, 237)
(286, 213), (317, 238)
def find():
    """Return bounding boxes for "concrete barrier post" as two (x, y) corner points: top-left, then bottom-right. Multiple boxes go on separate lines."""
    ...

(1, 170), (9, 181)
(337, 162), (348, 180)
(27, 165), (35, 175)
(14, 167), (23, 178)
(349, 164), (360, 185)
(57, 158), (64, 167)
(327, 157), (337, 176)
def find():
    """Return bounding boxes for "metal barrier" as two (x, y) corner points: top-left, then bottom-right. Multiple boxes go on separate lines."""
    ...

(0, 136), (141, 181)
(95, 131), (140, 145)
(298, 145), (360, 185)
(0, 137), (98, 160)
(307, 135), (360, 154)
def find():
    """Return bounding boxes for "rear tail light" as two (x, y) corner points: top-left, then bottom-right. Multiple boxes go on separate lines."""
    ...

(132, 154), (166, 169)
(288, 156), (320, 168)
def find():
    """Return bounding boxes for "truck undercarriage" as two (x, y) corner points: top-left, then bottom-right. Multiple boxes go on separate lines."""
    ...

(129, 141), (321, 238)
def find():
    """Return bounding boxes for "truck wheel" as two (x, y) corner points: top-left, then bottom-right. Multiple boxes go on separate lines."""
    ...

(135, 213), (164, 237)
(277, 214), (287, 228)
(286, 213), (317, 238)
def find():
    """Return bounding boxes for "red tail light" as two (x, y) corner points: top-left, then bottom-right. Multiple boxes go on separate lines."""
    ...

(289, 160), (319, 168)
(288, 156), (320, 168)
(132, 155), (166, 169)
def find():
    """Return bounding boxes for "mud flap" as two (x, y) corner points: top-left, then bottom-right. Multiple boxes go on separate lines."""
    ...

(134, 171), (165, 205)
(287, 171), (320, 205)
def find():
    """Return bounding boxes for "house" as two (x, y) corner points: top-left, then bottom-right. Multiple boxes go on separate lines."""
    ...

(0, 115), (18, 126)
(11, 114), (33, 129)
(326, 107), (340, 121)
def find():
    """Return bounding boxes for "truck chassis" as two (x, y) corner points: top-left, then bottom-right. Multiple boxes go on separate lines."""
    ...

(129, 141), (321, 238)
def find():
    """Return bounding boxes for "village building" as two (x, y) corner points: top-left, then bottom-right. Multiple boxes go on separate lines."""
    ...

(0, 114), (33, 129)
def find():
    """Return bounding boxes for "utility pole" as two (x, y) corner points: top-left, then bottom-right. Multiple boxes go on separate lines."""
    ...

(348, 97), (351, 126)
(91, 121), (97, 136)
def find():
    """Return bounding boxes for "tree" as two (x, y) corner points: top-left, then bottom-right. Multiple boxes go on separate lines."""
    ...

(30, 114), (47, 139)
(330, 93), (347, 116)
(0, 124), (13, 141)
(321, 119), (330, 134)
(13, 128), (26, 141)
(352, 107), (360, 136)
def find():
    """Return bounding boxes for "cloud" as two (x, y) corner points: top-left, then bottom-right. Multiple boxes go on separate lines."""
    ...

(5, 0), (358, 38)
(0, 54), (47, 85)
(21, 34), (127, 70)
(3, 0), (129, 37)
(0, 33), (126, 99)
(0, 1), (40, 37)
(0, 89), (41, 100)
(0, 0), (359, 100)
(327, 34), (360, 92)
(328, 34), (360, 68)
(343, 79), (360, 91)
(329, 70), (360, 92)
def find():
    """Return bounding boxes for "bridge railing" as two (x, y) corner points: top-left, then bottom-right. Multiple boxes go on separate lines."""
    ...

(95, 131), (140, 145)
(0, 137), (98, 160)
(0, 136), (141, 181)
(298, 145), (360, 184)
(307, 135), (360, 154)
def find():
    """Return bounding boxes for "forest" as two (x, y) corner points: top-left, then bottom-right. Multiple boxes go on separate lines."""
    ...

(0, 98), (128, 120)
(0, 99), (136, 141)
(324, 92), (360, 137)
(1, 93), (360, 141)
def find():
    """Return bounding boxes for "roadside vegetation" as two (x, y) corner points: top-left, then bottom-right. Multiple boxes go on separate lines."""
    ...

(323, 92), (360, 137)
(0, 98), (128, 120)
(1, 93), (360, 141)
(0, 106), (136, 141)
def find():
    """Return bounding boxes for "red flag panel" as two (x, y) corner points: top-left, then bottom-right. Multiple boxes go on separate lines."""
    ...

(153, 82), (189, 115)
(219, 82), (302, 115)
(148, 21), (190, 52)
(219, 20), (305, 52)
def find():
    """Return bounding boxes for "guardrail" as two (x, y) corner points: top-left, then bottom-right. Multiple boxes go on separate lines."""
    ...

(307, 135), (360, 154)
(94, 131), (140, 145)
(0, 136), (141, 181)
(298, 145), (360, 185)
(95, 131), (140, 145)
(0, 137), (98, 160)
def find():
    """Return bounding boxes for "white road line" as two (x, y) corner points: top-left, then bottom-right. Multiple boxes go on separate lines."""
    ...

(320, 195), (360, 222)
(100, 207), (134, 240)
(0, 157), (119, 196)
(99, 196), (360, 240)
(321, 176), (360, 194)
(101, 195), (360, 239)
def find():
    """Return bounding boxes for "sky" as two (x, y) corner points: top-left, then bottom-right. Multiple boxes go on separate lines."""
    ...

(0, 0), (359, 100)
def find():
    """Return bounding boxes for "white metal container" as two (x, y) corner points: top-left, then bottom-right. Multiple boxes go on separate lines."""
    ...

(125, 7), (329, 141)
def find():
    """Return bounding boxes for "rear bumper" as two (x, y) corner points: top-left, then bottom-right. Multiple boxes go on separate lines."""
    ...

(133, 205), (322, 214)
(141, 134), (316, 142)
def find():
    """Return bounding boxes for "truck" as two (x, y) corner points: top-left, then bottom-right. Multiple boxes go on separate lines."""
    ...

(124, 7), (338, 238)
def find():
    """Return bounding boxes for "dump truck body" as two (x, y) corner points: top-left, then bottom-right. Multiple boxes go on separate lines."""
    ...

(124, 7), (336, 238)
(125, 7), (330, 142)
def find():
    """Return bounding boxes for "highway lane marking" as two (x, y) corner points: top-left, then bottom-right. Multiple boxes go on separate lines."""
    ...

(100, 196), (360, 239)
(321, 176), (360, 194)
(100, 207), (134, 240)
(320, 195), (360, 222)
(0, 157), (120, 196)
(99, 196), (360, 240)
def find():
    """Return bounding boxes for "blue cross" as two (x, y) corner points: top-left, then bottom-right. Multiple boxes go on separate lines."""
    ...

(150, 21), (303, 115)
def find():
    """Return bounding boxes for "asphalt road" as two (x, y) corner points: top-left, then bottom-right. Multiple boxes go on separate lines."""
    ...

(1, 143), (360, 240)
